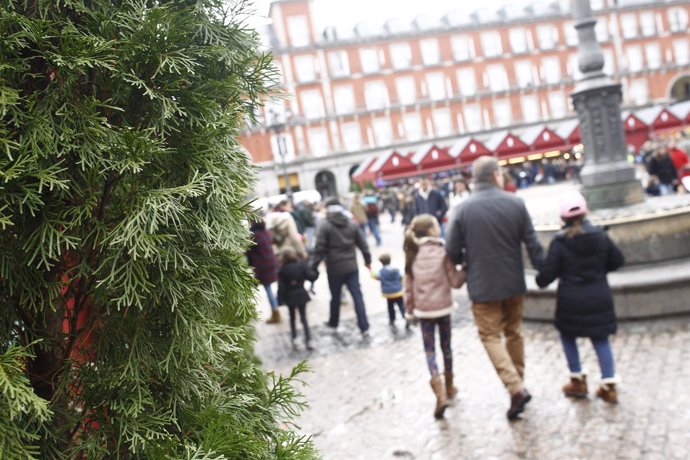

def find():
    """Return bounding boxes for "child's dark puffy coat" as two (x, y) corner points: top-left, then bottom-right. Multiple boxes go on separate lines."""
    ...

(536, 221), (624, 338)
(277, 261), (319, 306)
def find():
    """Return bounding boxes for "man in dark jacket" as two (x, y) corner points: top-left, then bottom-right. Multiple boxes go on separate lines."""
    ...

(414, 178), (448, 236)
(310, 198), (372, 336)
(446, 155), (545, 420)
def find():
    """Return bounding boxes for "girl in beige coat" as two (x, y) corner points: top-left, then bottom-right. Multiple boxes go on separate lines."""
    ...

(404, 214), (465, 419)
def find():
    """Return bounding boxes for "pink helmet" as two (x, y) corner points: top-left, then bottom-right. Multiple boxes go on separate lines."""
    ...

(559, 191), (588, 219)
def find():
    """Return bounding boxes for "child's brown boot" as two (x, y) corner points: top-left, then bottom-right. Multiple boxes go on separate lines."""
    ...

(430, 375), (449, 419)
(596, 378), (618, 404)
(445, 371), (458, 400)
(562, 372), (588, 399)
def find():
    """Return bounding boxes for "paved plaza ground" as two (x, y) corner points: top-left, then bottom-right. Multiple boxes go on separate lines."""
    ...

(254, 184), (690, 460)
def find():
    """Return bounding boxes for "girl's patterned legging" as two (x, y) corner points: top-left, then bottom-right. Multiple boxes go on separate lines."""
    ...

(419, 315), (452, 377)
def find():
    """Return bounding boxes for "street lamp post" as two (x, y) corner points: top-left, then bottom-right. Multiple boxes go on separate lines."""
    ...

(571, 0), (644, 209)
(269, 108), (293, 201)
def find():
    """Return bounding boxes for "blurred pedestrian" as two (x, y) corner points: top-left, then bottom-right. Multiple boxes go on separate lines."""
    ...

(247, 219), (280, 324)
(381, 188), (399, 223)
(446, 155), (545, 420)
(371, 253), (408, 329)
(311, 197), (372, 337)
(277, 247), (319, 350)
(414, 178), (448, 237)
(363, 190), (382, 246)
(349, 193), (368, 234)
(404, 214), (465, 419)
(647, 149), (677, 195)
(266, 200), (307, 260)
(536, 191), (624, 404)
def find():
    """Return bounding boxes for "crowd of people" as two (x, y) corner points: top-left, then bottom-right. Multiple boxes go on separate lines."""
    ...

(245, 140), (690, 421)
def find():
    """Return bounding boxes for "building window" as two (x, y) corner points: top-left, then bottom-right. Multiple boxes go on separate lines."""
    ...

(403, 113), (423, 141)
(300, 90), (325, 119)
(333, 85), (356, 115)
(645, 43), (661, 69)
(590, 0), (604, 10)
(456, 68), (477, 96)
(520, 95), (540, 122)
(480, 31), (503, 58)
(673, 39), (689, 65)
(628, 79), (649, 105)
(372, 118), (392, 146)
(360, 47), (380, 74)
(492, 99), (512, 127)
(564, 21), (578, 46)
(515, 61), (535, 87)
(432, 108), (453, 137)
(568, 54), (582, 80)
(542, 57), (561, 84)
(463, 104), (483, 132)
(294, 55), (316, 83)
(509, 28), (528, 54)
(341, 122), (362, 151)
(668, 7), (689, 33)
(548, 91), (566, 119)
(421, 38), (441, 65)
(390, 43), (412, 69)
(287, 15), (310, 47)
(626, 46), (643, 72)
(594, 17), (608, 42)
(451, 35), (474, 61)
(620, 14), (638, 39)
(271, 133), (295, 162)
(395, 77), (416, 106)
(426, 72), (447, 100)
(537, 25), (558, 50)
(603, 49), (615, 76)
(486, 64), (509, 91)
(364, 81), (389, 110)
(639, 12), (655, 37)
(328, 51), (350, 78)
(308, 128), (330, 157)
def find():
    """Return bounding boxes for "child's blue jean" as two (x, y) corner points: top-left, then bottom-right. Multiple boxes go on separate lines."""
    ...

(560, 333), (615, 379)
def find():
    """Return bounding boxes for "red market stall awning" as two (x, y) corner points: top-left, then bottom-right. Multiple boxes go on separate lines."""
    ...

(350, 156), (377, 183)
(485, 130), (530, 159)
(376, 150), (418, 180)
(449, 136), (491, 165)
(669, 100), (690, 124)
(519, 125), (567, 152)
(410, 142), (455, 170)
(554, 119), (581, 144)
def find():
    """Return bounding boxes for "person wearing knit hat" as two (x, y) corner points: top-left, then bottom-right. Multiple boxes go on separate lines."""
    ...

(536, 191), (625, 404)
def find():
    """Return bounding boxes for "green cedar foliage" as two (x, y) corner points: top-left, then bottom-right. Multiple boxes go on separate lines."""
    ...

(0, 0), (318, 458)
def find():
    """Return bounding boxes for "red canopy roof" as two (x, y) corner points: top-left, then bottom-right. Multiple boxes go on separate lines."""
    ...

(411, 144), (455, 170)
(449, 137), (491, 165)
(378, 150), (417, 180)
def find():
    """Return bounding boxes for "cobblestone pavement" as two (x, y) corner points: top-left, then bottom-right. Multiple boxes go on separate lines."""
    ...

(254, 186), (690, 460)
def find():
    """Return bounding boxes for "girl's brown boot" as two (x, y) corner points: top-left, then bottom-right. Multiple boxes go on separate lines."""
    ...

(562, 373), (588, 399)
(430, 375), (449, 419)
(596, 378), (618, 404)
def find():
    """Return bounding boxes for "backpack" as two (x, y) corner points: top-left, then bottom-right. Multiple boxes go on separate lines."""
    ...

(365, 202), (379, 218)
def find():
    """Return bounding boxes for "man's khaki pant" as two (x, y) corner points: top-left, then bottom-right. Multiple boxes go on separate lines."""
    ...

(471, 294), (525, 395)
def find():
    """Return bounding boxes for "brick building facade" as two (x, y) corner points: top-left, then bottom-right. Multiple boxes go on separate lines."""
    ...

(241, 0), (690, 198)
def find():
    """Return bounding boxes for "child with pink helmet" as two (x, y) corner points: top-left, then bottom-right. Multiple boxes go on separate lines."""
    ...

(536, 191), (625, 404)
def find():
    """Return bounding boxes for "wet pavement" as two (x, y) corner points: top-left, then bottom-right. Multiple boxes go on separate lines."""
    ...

(254, 185), (690, 459)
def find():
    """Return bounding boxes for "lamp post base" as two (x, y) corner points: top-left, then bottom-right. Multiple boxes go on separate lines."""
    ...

(581, 179), (645, 210)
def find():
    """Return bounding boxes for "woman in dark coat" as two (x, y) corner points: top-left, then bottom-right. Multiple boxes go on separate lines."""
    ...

(277, 247), (319, 350)
(247, 220), (280, 323)
(536, 191), (624, 404)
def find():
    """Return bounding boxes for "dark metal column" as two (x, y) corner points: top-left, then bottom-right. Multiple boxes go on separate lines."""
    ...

(571, 0), (644, 209)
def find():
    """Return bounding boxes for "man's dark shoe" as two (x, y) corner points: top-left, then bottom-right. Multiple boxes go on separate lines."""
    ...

(323, 321), (337, 329)
(507, 389), (532, 420)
